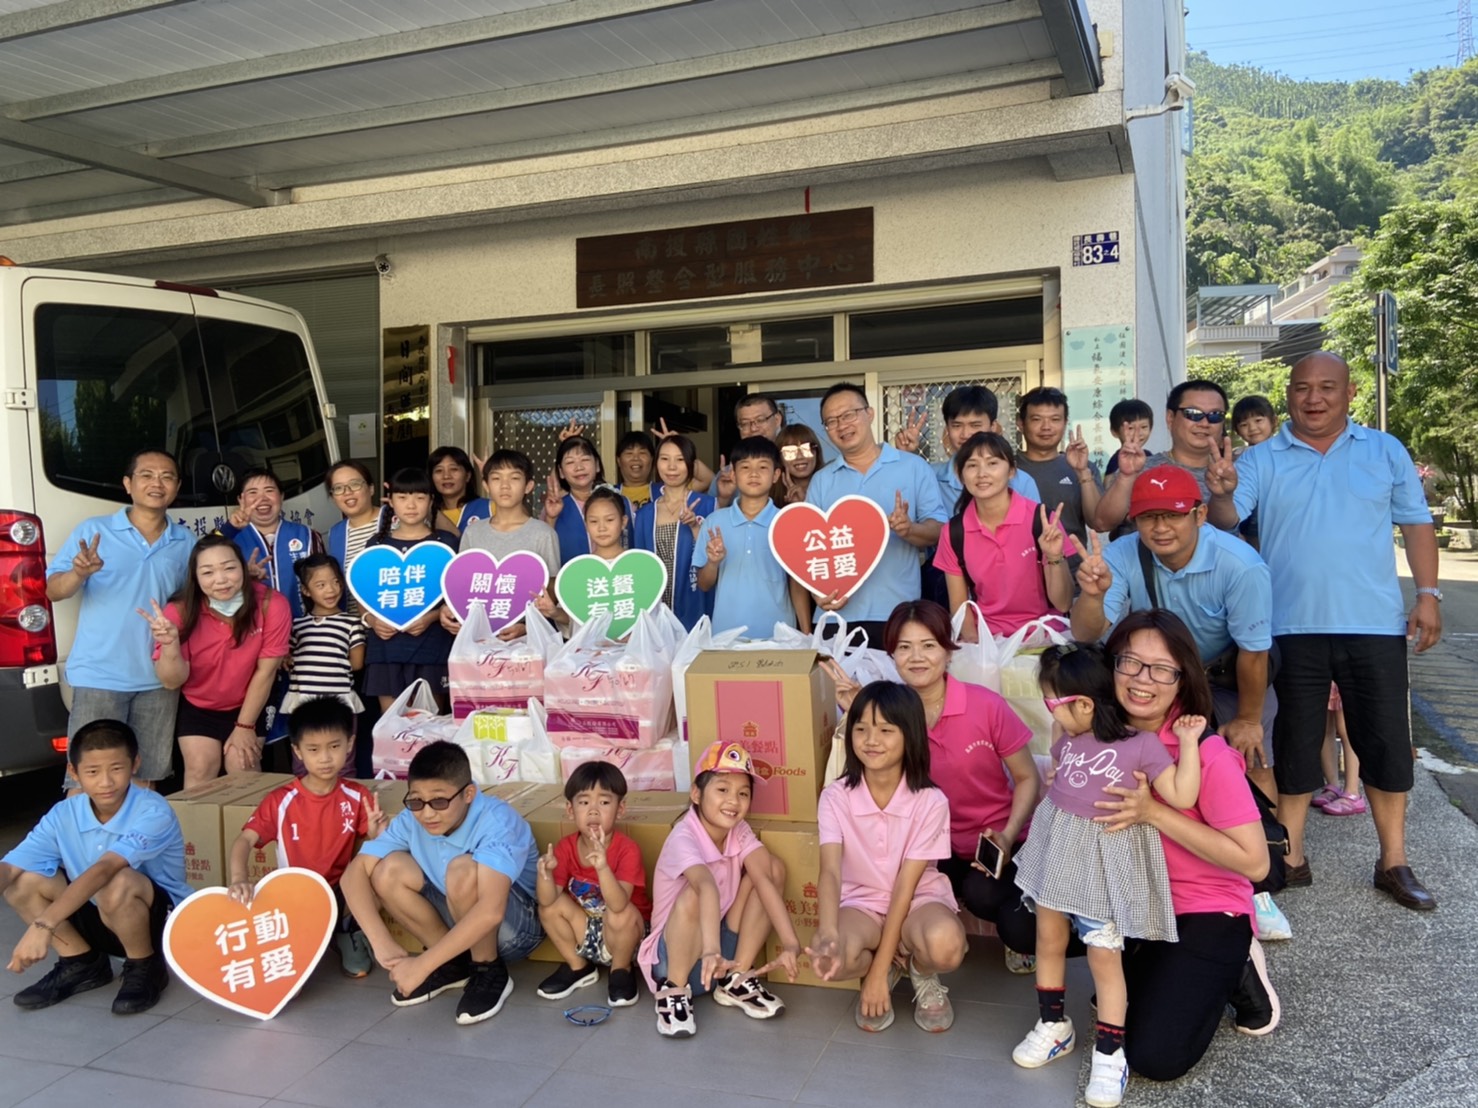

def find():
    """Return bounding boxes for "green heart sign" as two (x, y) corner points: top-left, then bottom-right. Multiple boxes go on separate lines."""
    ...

(554, 550), (668, 639)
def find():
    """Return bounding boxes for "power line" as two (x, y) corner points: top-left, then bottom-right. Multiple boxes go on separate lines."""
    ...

(1188, 1), (1453, 32)
(1209, 34), (1455, 68)
(1193, 14), (1448, 49)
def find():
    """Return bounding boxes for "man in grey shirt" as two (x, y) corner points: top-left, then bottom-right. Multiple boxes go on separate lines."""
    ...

(1013, 387), (1102, 565)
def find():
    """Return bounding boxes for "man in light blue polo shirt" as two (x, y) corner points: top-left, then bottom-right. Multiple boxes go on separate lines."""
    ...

(46, 449), (193, 784)
(1071, 465), (1277, 793)
(1232, 352), (1442, 911)
(342, 741), (541, 1024)
(695, 436), (808, 635)
(806, 382), (947, 643)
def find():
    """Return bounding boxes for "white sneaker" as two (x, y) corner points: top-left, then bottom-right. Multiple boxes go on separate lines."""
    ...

(1012, 1017), (1076, 1068)
(1253, 892), (1292, 941)
(1085, 1048), (1129, 1107)
(1004, 948), (1037, 975)
(712, 971), (785, 1019)
(908, 959), (953, 1032)
(654, 984), (696, 1038)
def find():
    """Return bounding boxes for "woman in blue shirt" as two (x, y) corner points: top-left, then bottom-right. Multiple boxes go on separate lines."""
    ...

(543, 435), (610, 566)
(632, 434), (714, 630)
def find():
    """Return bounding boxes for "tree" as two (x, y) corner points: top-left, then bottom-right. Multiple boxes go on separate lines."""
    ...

(1185, 356), (1294, 420)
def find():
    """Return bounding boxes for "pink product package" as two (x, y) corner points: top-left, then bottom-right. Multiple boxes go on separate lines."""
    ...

(449, 649), (545, 720)
(558, 737), (678, 792)
(544, 646), (674, 750)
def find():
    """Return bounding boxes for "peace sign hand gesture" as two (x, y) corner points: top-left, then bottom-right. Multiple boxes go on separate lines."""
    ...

(715, 456), (736, 502)
(136, 599), (178, 647)
(1075, 530), (1113, 598)
(364, 790), (390, 839)
(1206, 435), (1239, 496)
(71, 534), (104, 579)
(650, 418), (676, 442)
(893, 406), (927, 454)
(1116, 439), (1147, 479)
(1066, 424), (1091, 475)
(557, 417), (587, 442)
(245, 548), (268, 582)
(705, 525), (726, 565)
(889, 491), (913, 538)
(1036, 503), (1066, 562)
(543, 473), (564, 520)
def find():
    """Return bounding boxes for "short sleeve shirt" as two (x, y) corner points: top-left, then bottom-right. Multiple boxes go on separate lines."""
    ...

(163, 583), (291, 711)
(1013, 454), (1102, 547)
(552, 831), (652, 921)
(692, 501), (795, 635)
(459, 517), (562, 577)
(817, 778), (956, 916)
(47, 509), (193, 692)
(926, 677), (1034, 856)
(359, 789), (538, 896)
(1233, 420), (1431, 635)
(3, 785), (192, 908)
(1046, 729), (1174, 820)
(931, 459), (1041, 516)
(804, 445), (947, 622)
(1098, 526), (1273, 658)
(932, 493), (1070, 637)
(242, 779), (372, 886)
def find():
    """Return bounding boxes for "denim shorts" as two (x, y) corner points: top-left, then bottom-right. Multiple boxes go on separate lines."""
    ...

(1024, 899), (1125, 952)
(650, 922), (739, 996)
(422, 881), (544, 962)
(69, 685), (179, 783)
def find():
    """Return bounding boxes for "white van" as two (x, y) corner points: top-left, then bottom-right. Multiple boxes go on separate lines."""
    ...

(0, 261), (340, 775)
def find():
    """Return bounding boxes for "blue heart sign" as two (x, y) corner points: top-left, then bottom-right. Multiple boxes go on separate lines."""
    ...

(347, 542), (455, 631)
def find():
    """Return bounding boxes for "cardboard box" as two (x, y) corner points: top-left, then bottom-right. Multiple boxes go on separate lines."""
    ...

(751, 818), (856, 991)
(166, 772), (295, 891)
(685, 651), (835, 822)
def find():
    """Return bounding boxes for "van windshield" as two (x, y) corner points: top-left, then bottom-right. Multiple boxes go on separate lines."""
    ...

(34, 303), (331, 507)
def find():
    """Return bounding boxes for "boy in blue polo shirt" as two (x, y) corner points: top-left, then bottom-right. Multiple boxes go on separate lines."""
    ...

(341, 741), (541, 1025)
(695, 436), (812, 635)
(1, 719), (189, 1015)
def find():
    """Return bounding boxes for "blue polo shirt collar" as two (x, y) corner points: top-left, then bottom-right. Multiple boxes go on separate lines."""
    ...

(733, 500), (778, 526)
(79, 782), (141, 831)
(1270, 417), (1363, 453)
(835, 442), (901, 475)
(444, 789), (489, 848)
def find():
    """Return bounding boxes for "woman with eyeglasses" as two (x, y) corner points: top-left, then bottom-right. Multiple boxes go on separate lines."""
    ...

(1095, 609), (1275, 1082)
(774, 423), (823, 506)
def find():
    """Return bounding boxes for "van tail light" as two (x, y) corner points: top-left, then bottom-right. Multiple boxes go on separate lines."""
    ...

(0, 511), (57, 667)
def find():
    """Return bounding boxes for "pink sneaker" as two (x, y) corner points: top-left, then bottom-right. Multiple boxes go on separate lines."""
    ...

(1322, 792), (1367, 817)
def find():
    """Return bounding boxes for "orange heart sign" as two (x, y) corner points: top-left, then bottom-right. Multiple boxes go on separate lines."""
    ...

(163, 867), (337, 1020)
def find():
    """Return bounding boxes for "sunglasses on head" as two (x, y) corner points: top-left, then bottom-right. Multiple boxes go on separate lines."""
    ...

(1175, 407), (1226, 424)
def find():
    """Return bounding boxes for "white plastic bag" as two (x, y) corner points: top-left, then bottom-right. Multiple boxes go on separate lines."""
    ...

(371, 679), (462, 778)
(947, 601), (1003, 692)
(544, 609), (676, 749)
(996, 617), (1073, 755)
(671, 616), (747, 743)
(448, 601), (560, 718)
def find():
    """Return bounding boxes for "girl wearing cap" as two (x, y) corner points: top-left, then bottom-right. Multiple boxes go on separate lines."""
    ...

(808, 681), (965, 1034)
(636, 741), (799, 1039)
(933, 432), (1074, 640)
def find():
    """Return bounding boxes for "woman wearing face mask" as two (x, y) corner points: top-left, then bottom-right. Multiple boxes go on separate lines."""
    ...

(140, 534), (291, 787)
(774, 424), (823, 506)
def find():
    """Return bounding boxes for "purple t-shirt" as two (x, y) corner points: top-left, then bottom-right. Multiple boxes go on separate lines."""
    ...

(1046, 729), (1175, 820)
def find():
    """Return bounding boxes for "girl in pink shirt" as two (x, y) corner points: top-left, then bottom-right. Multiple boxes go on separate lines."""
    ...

(636, 741), (799, 1039)
(1010, 643), (1204, 1108)
(809, 682), (965, 1036)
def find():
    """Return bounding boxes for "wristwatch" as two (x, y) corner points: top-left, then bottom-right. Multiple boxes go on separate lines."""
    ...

(1415, 587), (1444, 602)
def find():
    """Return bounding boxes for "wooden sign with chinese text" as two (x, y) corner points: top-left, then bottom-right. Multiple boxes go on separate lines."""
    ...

(576, 208), (874, 307)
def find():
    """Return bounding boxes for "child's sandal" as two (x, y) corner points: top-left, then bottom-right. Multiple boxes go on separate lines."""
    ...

(1322, 792), (1367, 817)
(1311, 785), (1341, 808)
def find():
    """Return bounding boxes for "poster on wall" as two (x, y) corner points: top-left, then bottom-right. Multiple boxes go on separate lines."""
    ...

(383, 325), (431, 477)
(1062, 326), (1135, 473)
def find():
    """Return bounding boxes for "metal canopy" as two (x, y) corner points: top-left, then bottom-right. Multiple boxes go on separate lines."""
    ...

(1190, 285), (1280, 327)
(0, 0), (1104, 225)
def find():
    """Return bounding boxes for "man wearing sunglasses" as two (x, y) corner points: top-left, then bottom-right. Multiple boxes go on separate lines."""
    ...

(1094, 380), (1240, 534)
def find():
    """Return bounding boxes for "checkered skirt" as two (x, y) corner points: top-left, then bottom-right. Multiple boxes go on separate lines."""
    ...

(1013, 797), (1179, 943)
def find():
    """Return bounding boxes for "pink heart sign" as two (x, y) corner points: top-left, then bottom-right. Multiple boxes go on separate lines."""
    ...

(768, 495), (889, 600)
(440, 549), (550, 630)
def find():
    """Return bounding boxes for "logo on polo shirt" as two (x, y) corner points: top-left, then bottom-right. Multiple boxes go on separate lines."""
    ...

(288, 538), (303, 553)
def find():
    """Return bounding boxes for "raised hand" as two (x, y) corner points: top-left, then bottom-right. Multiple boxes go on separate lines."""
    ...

(1206, 435), (1238, 496)
(1075, 530), (1113, 598)
(1116, 440), (1147, 479)
(820, 658), (861, 713)
(364, 790), (389, 838)
(71, 534), (104, 579)
(585, 824), (610, 871)
(1036, 503), (1066, 562)
(543, 473), (564, 520)
(1170, 714), (1209, 746)
(558, 417), (586, 442)
(650, 418), (676, 442)
(715, 455), (735, 502)
(136, 599), (178, 647)
(245, 548), (268, 582)
(893, 406), (926, 453)
(229, 505), (250, 530)
(888, 490), (912, 538)
(705, 525), (726, 565)
(1066, 424), (1090, 473)
(536, 841), (558, 883)
(678, 499), (701, 536)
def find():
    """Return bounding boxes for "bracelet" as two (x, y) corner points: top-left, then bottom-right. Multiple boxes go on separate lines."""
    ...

(32, 919), (55, 933)
(236, 721), (255, 731)
(1044, 558), (1064, 566)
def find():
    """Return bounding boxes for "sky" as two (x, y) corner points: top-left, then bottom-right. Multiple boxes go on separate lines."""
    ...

(1186, 0), (1465, 83)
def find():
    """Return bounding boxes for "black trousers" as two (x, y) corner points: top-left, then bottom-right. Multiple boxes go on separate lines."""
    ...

(938, 853), (1038, 955)
(1123, 911), (1252, 1081)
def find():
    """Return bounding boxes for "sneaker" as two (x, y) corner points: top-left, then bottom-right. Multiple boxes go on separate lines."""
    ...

(336, 930), (372, 978)
(111, 955), (168, 1015)
(655, 983), (697, 1038)
(854, 991), (896, 1032)
(1085, 1048), (1129, 1108)
(13, 951), (113, 1011)
(608, 967), (640, 1008)
(713, 971), (785, 1019)
(908, 958), (953, 1032)
(1283, 858), (1312, 888)
(1253, 892), (1292, 941)
(1230, 939), (1280, 1036)
(1004, 948), (1037, 975)
(536, 961), (599, 1000)
(390, 953), (471, 1007)
(455, 960), (513, 1025)
(1012, 1017), (1076, 1068)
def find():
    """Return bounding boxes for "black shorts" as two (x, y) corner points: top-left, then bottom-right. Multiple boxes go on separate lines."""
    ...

(176, 697), (242, 742)
(1271, 633), (1414, 795)
(68, 877), (173, 958)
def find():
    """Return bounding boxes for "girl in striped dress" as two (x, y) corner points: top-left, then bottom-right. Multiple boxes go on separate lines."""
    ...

(282, 554), (365, 775)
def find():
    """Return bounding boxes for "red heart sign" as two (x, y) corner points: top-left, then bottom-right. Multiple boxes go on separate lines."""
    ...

(163, 867), (337, 1020)
(768, 495), (889, 600)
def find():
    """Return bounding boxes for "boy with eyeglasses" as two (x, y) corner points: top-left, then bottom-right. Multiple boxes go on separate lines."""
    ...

(340, 741), (542, 1025)
(1093, 380), (1241, 534)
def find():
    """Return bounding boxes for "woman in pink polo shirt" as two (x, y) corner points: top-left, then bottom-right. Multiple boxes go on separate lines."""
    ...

(1095, 609), (1274, 1082)
(142, 534), (291, 787)
(932, 431), (1072, 640)
(830, 599), (1043, 972)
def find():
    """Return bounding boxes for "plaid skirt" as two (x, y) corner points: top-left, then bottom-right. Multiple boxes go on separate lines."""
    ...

(1013, 797), (1179, 943)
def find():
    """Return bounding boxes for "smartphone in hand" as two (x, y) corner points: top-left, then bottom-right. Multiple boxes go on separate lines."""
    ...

(975, 832), (1006, 879)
